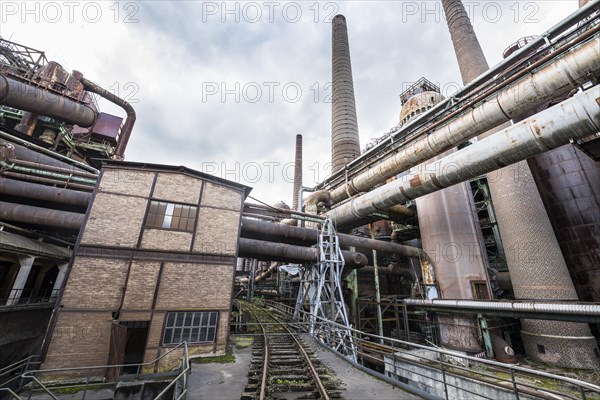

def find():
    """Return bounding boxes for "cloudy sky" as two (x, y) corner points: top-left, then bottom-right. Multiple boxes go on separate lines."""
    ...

(1, 0), (575, 205)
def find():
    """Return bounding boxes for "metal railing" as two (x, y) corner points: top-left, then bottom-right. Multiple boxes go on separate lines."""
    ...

(0, 356), (40, 399)
(1, 342), (190, 400)
(0, 288), (59, 306)
(267, 300), (600, 400)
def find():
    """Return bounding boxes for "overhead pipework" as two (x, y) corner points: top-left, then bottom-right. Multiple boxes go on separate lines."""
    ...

(77, 74), (137, 160)
(331, 14), (361, 173)
(441, 0), (599, 369)
(327, 86), (600, 227)
(318, 2), (599, 199)
(0, 75), (96, 127)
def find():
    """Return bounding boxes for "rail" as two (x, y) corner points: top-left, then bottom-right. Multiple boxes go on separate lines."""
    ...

(267, 300), (600, 400)
(240, 300), (331, 400)
(0, 288), (59, 306)
(4, 342), (190, 399)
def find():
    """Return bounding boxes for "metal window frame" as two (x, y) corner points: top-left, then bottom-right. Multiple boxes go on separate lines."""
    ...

(162, 311), (219, 345)
(144, 200), (198, 233)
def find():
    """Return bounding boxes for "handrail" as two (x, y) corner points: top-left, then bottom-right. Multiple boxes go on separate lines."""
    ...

(22, 341), (188, 376)
(19, 341), (191, 400)
(0, 388), (22, 399)
(154, 342), (190, 400)
(266, 300), (600, 399)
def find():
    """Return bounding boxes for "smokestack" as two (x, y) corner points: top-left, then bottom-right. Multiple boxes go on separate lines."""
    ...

(331, 14), (360, 173)
(292, 134), (302, 211)
(442, 0), (599, 369)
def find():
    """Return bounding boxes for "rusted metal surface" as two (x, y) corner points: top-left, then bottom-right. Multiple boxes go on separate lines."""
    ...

(0, 178), (91, 207)
(0, 201), (85, 230)
(331, 15), (360, 172)
(327, 87), (600, 226)
(33, 61), (85, 101)
(238, 237), (368, 267)
(78, 76), (136, 159)
(240, 217), (429, 261)
(443, 0), (599, 369)
(0, 75), (96, 127)
(91, 112), (123, 143)
(328, 34), (600, 204)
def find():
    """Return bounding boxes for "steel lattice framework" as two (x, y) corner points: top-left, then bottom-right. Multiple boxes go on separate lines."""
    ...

(294, 217), (356, 361)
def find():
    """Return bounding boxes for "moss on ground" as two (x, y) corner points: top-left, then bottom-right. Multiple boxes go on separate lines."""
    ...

(191, 354), (235, 364)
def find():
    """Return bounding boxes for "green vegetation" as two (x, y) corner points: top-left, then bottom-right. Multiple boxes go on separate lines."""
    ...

(233, 336), (254, 348)
(191, 354), (235, 364)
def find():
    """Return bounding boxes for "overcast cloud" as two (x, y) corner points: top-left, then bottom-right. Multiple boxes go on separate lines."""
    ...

(1, 0), (575, 205)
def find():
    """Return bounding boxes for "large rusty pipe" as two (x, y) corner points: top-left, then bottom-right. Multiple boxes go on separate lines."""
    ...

(78, 76), (136, 160)
(238, 237), (367, 267)
(328, 86), (600, 226)
(319, 0), (598, 190)
(240, 217), (428, 260)
(1, 171), (95, 191)
(0, 75), (96, 127)
(328, 35), (600, 204)
(9, 158), (98, 179)
(0, 201), (84, 230)
(0, 179), (91, 207)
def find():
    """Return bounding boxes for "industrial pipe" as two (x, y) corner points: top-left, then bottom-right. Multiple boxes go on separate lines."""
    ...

(0, 132), (98, 174)
(0, 179), (91, 207)
(328, 35), (600, 204)
(404, 299), (600, 322)
(240, 217), (436, 288)
(238, 237), (368, 267)
(0, 201), (85, 230)
(0, 160), (97, 186)
(78, 75), (136, 160)
(318, 0), (599, 189)
(9, 158), (98, 179)
(0, 75), (96, 127)
(328, 86), (600, 227)
(238, 261), (279, 284)
(1, 171), (95, 191)
(241, 217), (427, 260)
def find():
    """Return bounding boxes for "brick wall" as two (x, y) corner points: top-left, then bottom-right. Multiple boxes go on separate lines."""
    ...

(202, 182), (242, 210)
(140, 229), (193, 252)
(43, 311), (112, 371)
(155, 263), (233, 310)
(194, 207), (240, 255)
(81, 192), (147, 247)
(44, 164), (246, 373)
(122, 261), (160, 310)
(61, 257), (128, 309)
(99, 169), (155, 197)
(153, 173), (202, 204)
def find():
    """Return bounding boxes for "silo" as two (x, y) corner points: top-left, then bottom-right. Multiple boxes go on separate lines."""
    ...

(441, 0), (599, 368)
(401, 79), (492, 352)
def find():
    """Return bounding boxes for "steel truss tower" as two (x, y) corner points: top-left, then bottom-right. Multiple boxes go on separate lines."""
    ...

(295, 217), (356, 361)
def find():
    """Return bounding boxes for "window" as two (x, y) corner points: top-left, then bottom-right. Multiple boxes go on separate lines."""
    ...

(162, 311), (218, 345)
(145, 201), (197, 232)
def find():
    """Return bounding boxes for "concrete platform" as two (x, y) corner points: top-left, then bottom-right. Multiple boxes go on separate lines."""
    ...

(188, 334), (422, 399)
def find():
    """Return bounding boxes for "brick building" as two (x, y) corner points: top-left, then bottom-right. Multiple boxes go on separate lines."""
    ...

(42, 161), (251, 373)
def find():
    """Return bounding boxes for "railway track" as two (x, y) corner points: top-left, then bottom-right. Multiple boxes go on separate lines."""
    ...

(239, 301), (340, 400)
